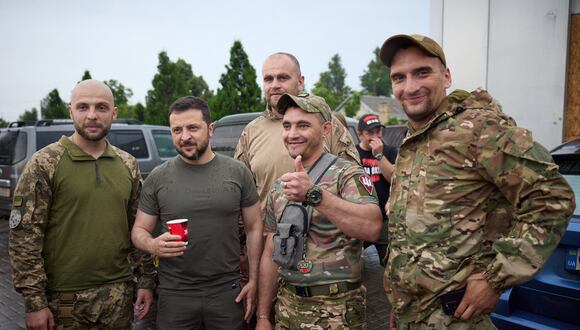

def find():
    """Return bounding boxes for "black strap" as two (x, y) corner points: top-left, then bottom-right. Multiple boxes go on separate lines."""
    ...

(303, 153), (337, 231)
(307, 153), (338, 184)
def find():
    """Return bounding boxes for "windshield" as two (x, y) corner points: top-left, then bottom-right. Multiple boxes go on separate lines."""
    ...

(0, 130), (27, 165)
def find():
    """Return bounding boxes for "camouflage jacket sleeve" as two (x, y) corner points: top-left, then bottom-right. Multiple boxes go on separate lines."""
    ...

(115, 148), (156, 290)
(234, 127), (250, 168)
(476, 117), (575, 291)
(8, 146), (63, 312)
(326, 117), (361, 165)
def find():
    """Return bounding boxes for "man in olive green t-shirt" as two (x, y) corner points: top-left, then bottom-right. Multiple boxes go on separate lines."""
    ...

(132, 96), (262, 330)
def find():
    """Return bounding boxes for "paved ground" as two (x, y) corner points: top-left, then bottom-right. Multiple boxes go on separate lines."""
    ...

(0, 219), (390, 329)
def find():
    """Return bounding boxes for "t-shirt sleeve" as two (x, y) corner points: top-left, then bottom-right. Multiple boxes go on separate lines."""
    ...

(138, 169), (160, 216)
(239, 164), (259, 208)
(384, 145), (398, 164)
(338, 163), (379, 205)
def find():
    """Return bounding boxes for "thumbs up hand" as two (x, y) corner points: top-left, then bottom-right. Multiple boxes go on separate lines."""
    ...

(280, 154), (313, 202)
(294, 155), (306, 173)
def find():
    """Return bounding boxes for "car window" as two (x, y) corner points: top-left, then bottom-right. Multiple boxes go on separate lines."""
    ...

(0, 130), (27, 165)
(212, 124), (246, 146)
(152, 130), (177, 158)
(36, 131), (74, 150)
(108, 130), (149, 159)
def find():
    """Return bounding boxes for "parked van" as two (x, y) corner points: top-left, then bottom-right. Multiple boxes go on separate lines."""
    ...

(0, 119), (177, 217)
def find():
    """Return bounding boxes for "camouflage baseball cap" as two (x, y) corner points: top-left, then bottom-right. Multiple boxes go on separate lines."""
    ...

(379, 34), (446, 68)
(277, 92), (332, 122)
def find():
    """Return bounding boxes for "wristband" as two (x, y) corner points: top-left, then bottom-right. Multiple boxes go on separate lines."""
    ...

(374, 152), (383, 161)
(257, 315), (269, 320)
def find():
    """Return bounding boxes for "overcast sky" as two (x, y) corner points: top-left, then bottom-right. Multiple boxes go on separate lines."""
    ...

(0, 0), (430, 122)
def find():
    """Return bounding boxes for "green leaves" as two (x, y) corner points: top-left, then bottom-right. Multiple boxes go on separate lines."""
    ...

(41, 89), (67, 119)
(145, 51), (213, 125)
(211, 40), (263, 120)
(360, 47), (392, 97)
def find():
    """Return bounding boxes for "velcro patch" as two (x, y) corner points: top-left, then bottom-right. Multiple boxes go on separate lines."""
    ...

(357, 174), (374, 195)
(13, 196), (24, 207)
(9, 209), (22, 229)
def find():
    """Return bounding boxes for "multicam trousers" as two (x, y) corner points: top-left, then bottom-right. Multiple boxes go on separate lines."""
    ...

(396, 308), (497, 330)
(47, 281), (133, 330)
(275, 285), (366, 330)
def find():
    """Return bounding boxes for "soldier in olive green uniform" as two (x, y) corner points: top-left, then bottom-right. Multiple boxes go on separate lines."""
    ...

(256, 93), (382, 330)
(9, 80), (155, 329)
(380, 34), (575, 329)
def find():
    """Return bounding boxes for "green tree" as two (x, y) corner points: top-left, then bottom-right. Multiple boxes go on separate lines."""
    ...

(145, 51), (212, 125)
(211, 40), (263, 120)
(344, 91), (361, 117)
(18, 107), (38, 122)
(133, 102), (146, 123)
(0, 117), (8, 128)
(41, 89), (68, 119)
(105, 79), (135, 119)
(360, 47), (392, 97)
(81, 70), (92, 81)
(312, 54), (352, 110)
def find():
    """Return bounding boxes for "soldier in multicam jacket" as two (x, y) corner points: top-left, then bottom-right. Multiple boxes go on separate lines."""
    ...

(379, 34), (575, 329)
(256, 93), (382, 330)
(9, 79), (155, 329)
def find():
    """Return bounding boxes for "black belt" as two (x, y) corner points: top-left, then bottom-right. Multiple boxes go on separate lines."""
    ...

(283, 281), (361, 297)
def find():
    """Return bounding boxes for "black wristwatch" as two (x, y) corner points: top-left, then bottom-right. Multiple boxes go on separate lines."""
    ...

(374, 152), (384, 161)
(305, 185), (323, 206)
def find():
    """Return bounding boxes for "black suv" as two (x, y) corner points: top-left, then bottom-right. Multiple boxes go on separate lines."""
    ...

(0, 119), (177, 217)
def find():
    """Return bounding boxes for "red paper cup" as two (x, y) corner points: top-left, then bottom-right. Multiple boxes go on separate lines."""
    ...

(167, 219), (189, 242)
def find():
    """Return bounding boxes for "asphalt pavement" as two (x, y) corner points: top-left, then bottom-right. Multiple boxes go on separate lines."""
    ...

(0, 219), (391, 329)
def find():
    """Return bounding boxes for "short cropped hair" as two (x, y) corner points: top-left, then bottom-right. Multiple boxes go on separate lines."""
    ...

(169, 96), (211, 124)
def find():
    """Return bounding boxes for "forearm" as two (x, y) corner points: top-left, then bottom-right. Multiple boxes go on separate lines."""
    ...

(257, 236), (279, 318)
(131, 226), (156, 255)
(245, 222), (263, 283)
(315, 191), (382, 241)
(378, 157), (394, 182)
(128, 247), (156, 290)
(484, 175), (574, 291)
(9, 228), (49, 312)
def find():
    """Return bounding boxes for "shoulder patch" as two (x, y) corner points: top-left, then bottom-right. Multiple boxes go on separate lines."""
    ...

(357, 174), (374, 195)
(9, 209), (21, 229)
(13, 196), (24, 207)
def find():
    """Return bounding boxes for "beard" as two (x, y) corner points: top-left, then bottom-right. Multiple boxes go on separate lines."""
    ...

(402, 98), (435, 124)
(176, 137), (209, 161)
(75, 122), (110, 141)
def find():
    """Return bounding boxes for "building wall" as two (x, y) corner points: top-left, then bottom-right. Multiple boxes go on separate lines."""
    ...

(430, 0), (571, 149)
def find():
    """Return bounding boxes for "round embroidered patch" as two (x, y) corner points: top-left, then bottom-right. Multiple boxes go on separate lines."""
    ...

(9, 209), (22, 229)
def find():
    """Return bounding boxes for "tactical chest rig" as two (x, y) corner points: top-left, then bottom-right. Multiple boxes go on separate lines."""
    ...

(272, 153), (337, 270)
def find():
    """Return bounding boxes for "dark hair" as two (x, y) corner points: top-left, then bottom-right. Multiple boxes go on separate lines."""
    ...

(168, 96), (211, 124)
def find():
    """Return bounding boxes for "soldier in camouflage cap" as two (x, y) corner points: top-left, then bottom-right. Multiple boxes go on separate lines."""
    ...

(380, 34), (575, 329)
(256, 92), (382, 329)
(235, 52), (360, 326)
(9, 79), (155, 329)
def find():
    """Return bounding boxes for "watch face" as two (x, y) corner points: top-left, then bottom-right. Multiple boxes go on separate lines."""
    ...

(307, 186), (323, 205)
